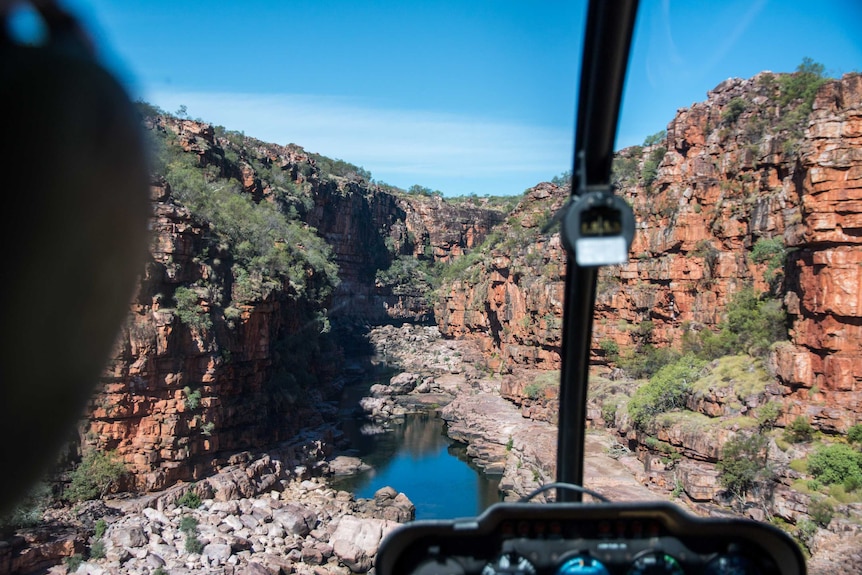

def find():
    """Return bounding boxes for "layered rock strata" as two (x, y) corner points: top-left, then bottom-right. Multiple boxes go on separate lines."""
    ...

(435, 73), (862, 431)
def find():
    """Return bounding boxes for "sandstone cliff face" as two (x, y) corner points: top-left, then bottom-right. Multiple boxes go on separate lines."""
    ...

(89, 178), (338, 492)
(434, 184), (568, 371)
(83, 115), (504, 490)
(776, 75), (862, 432)
(435, 73), (862, 430)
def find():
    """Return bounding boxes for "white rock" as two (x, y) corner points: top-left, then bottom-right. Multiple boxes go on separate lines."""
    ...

(202, 543), (232, 563)
(223, 515), (244, 532)
(142, 508), (172, 525)
(110, 525), (147, 548)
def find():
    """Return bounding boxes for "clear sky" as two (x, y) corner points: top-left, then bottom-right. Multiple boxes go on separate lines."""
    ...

(41, 1), (862, 196)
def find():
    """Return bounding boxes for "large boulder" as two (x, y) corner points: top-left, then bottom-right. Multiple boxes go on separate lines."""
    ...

(272, 503), (318, 536)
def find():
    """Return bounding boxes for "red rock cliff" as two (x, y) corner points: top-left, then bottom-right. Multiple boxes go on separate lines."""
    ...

(436, 73), (862, 431)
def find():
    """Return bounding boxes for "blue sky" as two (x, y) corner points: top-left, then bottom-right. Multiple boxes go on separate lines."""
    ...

(45, 1), (862, 196)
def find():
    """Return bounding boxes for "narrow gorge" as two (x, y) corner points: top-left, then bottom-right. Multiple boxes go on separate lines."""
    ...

(2, 69), (861, 575)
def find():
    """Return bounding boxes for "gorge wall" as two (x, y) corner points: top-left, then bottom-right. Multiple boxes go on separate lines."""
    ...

(82, 115), (503, 491)
(79, 70), (862, 495)
(435, 72), (862, 432)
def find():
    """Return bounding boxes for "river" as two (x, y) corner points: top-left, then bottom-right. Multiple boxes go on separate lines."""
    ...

(334, 376), (502, 519)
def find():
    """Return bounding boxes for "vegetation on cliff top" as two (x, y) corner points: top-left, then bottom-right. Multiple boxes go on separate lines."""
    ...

(150, 125), (339, 310)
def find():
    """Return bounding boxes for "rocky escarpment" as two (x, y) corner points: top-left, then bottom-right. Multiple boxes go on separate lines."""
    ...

(434, 184), (567, 371)
(80, 113), (505, 492)
(435, 72), (862, 432)
(90, 176), (340, 492)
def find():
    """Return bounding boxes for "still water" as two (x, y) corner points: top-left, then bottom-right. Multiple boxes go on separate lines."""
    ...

(335, 411), (502, 519)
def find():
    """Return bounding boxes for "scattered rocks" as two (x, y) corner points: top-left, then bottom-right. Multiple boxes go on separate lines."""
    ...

(74, 478), (413, 575)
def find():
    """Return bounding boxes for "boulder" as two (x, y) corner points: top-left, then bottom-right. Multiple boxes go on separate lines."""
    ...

(109, 525), (146, 549)
(202, 542), (232, 563)
(272, 503), (318, 536)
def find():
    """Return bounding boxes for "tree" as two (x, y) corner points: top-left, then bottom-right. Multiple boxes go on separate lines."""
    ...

(65, 450), (127, 502)
(717, 433), (772, 501)
(778, 58), (826, 109)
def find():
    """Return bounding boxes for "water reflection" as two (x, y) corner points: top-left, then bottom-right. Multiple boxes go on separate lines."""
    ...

(335, 411), (502, 519)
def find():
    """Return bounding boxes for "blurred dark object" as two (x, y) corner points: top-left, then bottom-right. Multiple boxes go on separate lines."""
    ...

(0, 1), (150, 513)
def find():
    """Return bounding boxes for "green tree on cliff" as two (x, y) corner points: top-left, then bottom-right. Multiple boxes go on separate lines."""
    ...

(717, 433), (773, 503)
(65, 450), (127, 502)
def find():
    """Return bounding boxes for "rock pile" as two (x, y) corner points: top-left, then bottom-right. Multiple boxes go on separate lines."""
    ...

(70, 480), (413, 575)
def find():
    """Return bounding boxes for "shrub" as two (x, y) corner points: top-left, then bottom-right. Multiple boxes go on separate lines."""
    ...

(376, 255), (441, 298)
(784, 416), (814, 443)
(179, 515), (199, 534)
(599, 339), (619, 360)
(643, 130), (666, 146)
(177, 490), (202, 509)
(185, 534), (204, 554)
(848, 424), (862, 444)
(642, 146), (667, 187)
(550, 170), (572, 187)
(807, 443), (862, 488)
(309, 153), (371, 181)
(0, 481), (52, 531)
(628, 354), (706, 430)
(692, 240), (720, 280)
(777, 58), (826, 109)
(524, 382), (546, 399)
(161, 146), (339, 307)
(89, 540), (106, 560)
(94, 518), (107, 539)
(721, 97), (748, 125)
(751, 237), (786, 265)
(65, 554), (84, 572)
(723, 286), (787, 358)
(717, 433), (771, 498)
(183, 386), (202, 410)
(619, 344), (681, 380)
(173, 286), (212, 330)
(612, 147), (642, 187)
(201, 421), (215, 437)
(775, 59), (828, 158)
(796, 518), (817, 549)
(601, 400), (618, 426)
(65, 451), (127, 502)
(751, 237), (787, 287)
(808, 497), (834, 527)
(756, 402), (781, 430)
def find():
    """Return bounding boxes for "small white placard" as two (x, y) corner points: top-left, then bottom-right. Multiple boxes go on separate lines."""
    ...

(576, 237), (628, 266)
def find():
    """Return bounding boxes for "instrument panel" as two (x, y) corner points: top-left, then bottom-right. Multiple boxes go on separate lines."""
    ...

(376, 502), (805, 575)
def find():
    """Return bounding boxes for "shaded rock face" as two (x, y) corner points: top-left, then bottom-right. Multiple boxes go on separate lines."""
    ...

(435, 73), (862, 430)
(308, 185), (503, 324)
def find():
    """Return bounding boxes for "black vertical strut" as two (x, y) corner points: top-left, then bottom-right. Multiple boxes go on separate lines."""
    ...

(556, 0), (639, 502)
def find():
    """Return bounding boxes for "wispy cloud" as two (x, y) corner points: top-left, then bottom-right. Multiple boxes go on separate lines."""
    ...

(146, 90), (573, 195)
